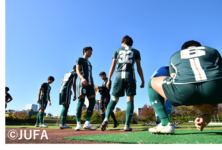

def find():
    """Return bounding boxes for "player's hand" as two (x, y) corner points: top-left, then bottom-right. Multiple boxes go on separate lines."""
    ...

(49, 102), (51, 107)
(140, 81), (144, 88)
(98, 86), (102, 89)
(73, 95), (76, 101)
(106, 81), (111, 90)
(37, 99), (40, 104)
(195, 114), (211, 132)
(82, 79), (88, 86)
(5, 102), (7, 104)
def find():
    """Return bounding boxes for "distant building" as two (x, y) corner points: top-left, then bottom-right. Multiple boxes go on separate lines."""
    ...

(114, 107), (121, 113)
(5, 109), (15, 114)
(26, 104), (38, 112)
(137, 108), (143, 116)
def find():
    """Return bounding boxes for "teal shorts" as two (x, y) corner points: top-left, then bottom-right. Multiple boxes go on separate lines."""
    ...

(59, 89), (71, 105)
(162, 77), (222, 106)
(78, 82), (95, 97)
(112, 78), (136, 97)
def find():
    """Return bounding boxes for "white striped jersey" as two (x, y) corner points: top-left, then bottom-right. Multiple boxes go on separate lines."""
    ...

(60, 70), (77, 93)
(169, 46), (222, 84)
(113, 46), (141, 79)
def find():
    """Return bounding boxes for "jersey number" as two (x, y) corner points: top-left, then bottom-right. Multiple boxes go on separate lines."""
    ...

(180, 47), (207, 81)
(118, 50), (134, 63)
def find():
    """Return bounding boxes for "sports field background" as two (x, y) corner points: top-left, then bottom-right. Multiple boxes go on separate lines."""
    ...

(6, 123), (222, 144)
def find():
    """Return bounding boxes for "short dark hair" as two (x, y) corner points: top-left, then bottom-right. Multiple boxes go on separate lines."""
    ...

(181, 40), (201, 49)
(6, 87), (9, 91)
(73, 65), (76, 70)
(99, 72), (106, 76)
(48, 76), (55, 81)
(121, 35), (133, 46)
(83, 47), (93, 55)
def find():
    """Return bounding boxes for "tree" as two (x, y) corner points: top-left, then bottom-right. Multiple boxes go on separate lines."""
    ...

(47, 113), (53, 118)
(14, 111), (28, 119)
(140, 104), (155, 122)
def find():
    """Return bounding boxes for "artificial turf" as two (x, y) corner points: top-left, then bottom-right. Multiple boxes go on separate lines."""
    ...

(63, 129), (222, 144)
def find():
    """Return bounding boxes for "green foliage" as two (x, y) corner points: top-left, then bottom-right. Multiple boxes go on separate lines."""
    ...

(30, 115), (37, 119)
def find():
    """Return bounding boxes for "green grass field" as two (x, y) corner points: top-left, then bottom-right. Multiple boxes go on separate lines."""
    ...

(6, 123), (222, 144)
(63, 129), (222, 144)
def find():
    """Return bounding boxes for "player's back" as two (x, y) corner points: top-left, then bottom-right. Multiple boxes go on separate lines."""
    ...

(114, 46), (141, 79)
(62, 71), (77, 87)
(170, 46), (222, 84)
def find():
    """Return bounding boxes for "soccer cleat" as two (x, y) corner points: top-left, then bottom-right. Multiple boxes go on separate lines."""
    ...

(83, 123), (97, 130)
(64, 124), (72, 128)
(124, 125), (133, 131)
(60, 125), (65, 129)
(149, 122), (174, 134)
(75, 125), (81, 131)
(113, 122), (119, 128)
(35, 124), (39, 127)
(39, 124), (48, 128)
(101, 119), (108, 131)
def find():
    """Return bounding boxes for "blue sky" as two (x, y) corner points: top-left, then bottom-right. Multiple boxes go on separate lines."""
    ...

(5, 0), (222, 116)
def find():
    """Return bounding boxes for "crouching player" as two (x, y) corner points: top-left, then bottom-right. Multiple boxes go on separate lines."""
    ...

(59, 65), (78, 129)
(149, 40), (222, 134)
(75, 47), (97, 131)
(3, 87), (12, 109)
(148, 66), (175, 127)
(35, 76), (55, 128)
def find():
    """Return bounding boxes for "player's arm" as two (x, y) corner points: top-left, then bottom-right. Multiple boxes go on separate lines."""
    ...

(48, 91), (51, 106)
(6, 96), (13, 103)
(76, 65), (88, 86)
(106, 59), (117, 89)
(73, 78), (77, 101)
(37, 87), (43, 103)
(136, 59), (145, 88)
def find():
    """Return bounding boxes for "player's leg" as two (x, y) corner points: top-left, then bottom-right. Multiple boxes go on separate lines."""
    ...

(101, 78), (123, 131)
(165, 100), (172, 119)
(39, 107), (48, 128)
(59, 91), (71, 129)
(124, 78), (137, 131)
(75, 94), (85, 130)
(83, 85), (97, 130)
(98, 99), (105, 128)
(124, 96), (134, 131)
(148, 79), (173, 134)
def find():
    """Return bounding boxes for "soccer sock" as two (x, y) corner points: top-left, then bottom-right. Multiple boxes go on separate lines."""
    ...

(101, 113), (105, 123)
(39, 112), (43, 125)
(76, 99), (84, 122)
(165, 100), (172, 120)
(105, 100), (117, 120)
(148, 79), (169, 126)
(60, 106), (69, 126)
(86, 98), (95, 121)
(125, 101), (134, 126)
(35, 113), (40, 125)
(111, 112), (118, 124)
(156, 114), (161, 124)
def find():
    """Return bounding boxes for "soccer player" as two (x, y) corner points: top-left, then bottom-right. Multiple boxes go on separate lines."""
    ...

(35, 76), (55, 128)
(149, 40), (222, 134)
(75, 46), (97, 131)
(59, 65), (78, 129)
(101, 35), (145, 131)
(148, 66), (179, 128)
(5, 87), (13, 109)
(97, 72), (119, 128)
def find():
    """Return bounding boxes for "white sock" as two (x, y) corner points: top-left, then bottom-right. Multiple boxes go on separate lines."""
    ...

(77, 121), (81, 125)
(85, 121), (90, 125)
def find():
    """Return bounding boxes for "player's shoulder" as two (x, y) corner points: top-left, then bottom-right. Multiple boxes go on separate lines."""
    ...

(76, 57), (84, 62)
(114, 47), (124, 52)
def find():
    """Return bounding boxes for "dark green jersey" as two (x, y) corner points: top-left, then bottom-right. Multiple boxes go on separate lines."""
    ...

(169, 46), (222, 84)
(76, 57), (93, 85)
(60, 71), (78, 93)
(113, 46), (141, 79)
(5, 93), (11, 102)
(40, 83), (51, 101)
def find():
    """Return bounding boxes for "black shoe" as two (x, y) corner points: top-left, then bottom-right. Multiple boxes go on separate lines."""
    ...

(113, 122), (119, 128)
